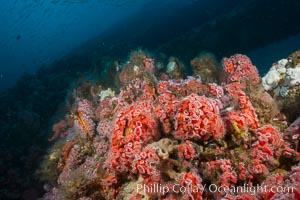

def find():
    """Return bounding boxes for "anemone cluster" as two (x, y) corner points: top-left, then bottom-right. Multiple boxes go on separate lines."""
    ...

(40, 50), (300, 200)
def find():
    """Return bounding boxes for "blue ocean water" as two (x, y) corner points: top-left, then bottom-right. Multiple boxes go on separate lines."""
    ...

(1, 0), (299, 92)
(0, 0), (149, 92)
(0, 0), (299, 199)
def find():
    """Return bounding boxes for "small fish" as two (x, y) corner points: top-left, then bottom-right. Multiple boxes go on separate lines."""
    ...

(16, 35), (21, 40)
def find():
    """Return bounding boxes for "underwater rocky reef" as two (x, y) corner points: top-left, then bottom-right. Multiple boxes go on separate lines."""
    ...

(39, 50), (300, 200)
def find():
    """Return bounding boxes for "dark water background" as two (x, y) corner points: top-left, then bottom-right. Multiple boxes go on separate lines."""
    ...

(1, 0), (300, 92)
(0, 0), (300, 199)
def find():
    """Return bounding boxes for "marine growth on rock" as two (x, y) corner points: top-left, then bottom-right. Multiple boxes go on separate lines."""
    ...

(40, 50), (300, 200)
